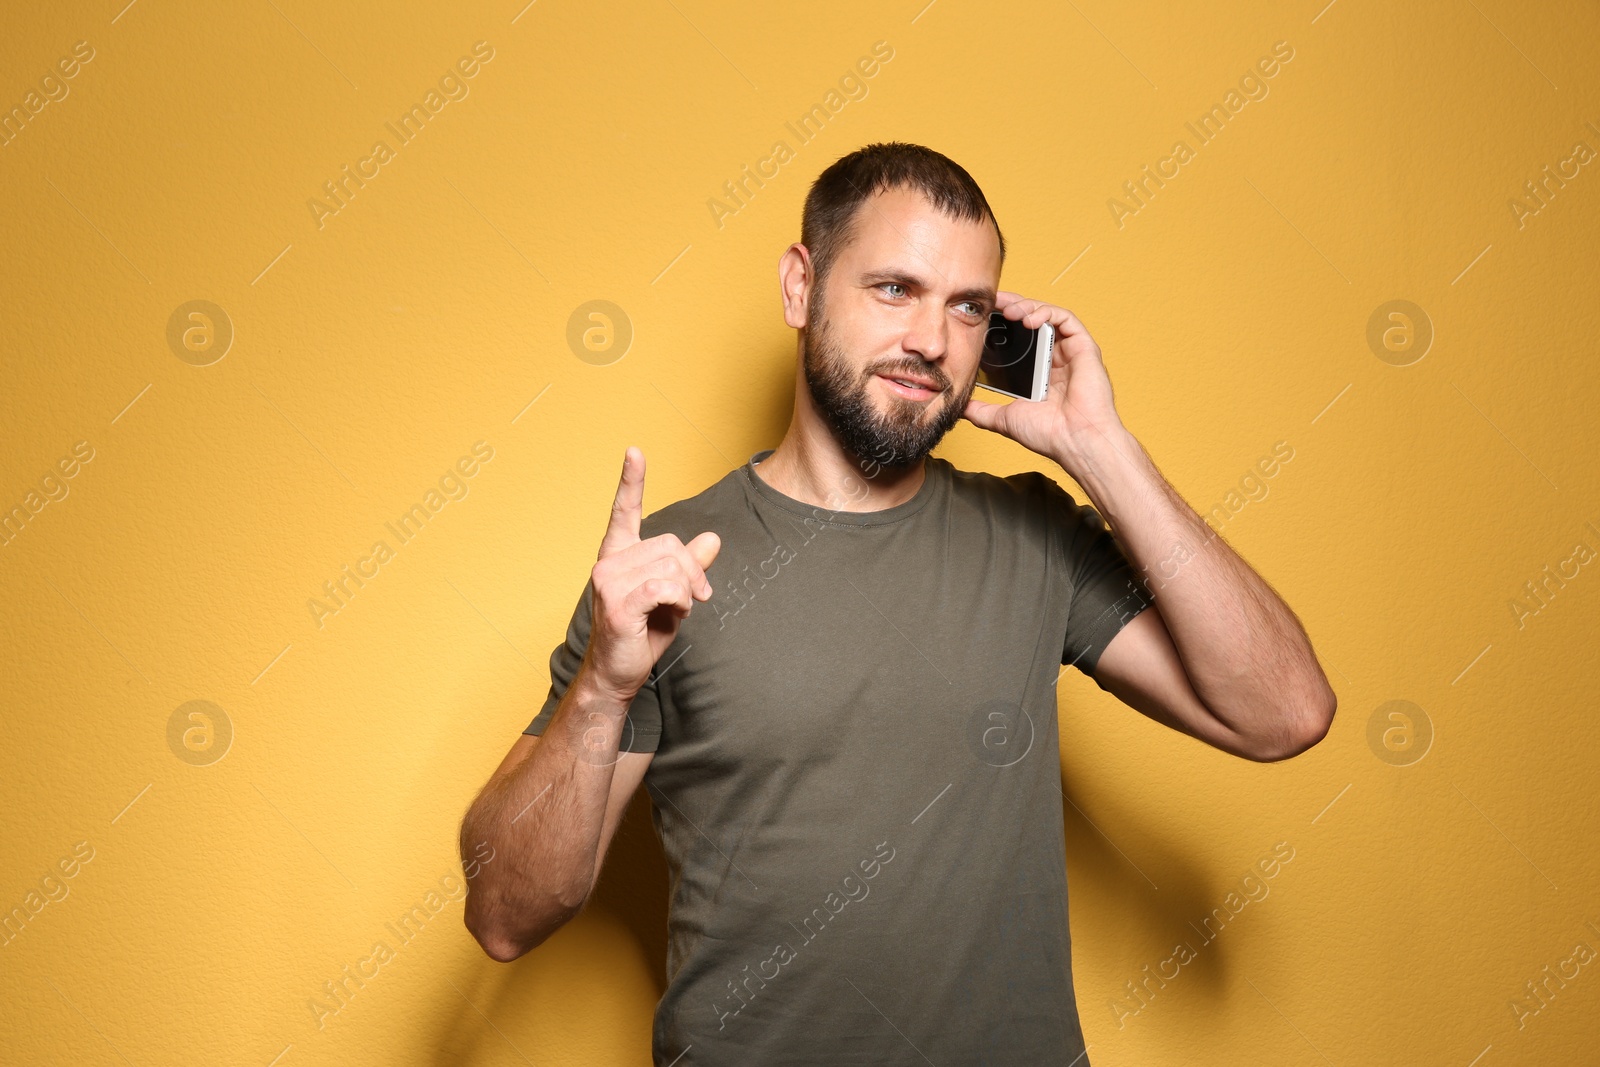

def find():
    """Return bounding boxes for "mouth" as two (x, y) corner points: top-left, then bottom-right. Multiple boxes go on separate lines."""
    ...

(875, 373), (943, 402)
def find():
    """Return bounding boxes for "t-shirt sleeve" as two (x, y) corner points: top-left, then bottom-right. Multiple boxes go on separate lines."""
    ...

(524, 577), (663, 753)
(1045, 477), (1153, 677)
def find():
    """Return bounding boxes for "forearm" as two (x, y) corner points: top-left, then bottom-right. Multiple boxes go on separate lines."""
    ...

(1057, 424), (1334, 740)
(461, 670), (628, 960)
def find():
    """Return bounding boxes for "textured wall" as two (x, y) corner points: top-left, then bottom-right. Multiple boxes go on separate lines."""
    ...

(2, 1), (1597, 1064)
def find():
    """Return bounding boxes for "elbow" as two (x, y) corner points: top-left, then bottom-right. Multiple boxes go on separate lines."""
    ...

(1250, 690), (1337, 763)
(463, 890), (581, 964)
(475, 929), (528, 964)
(464, 900), (529, 963)
(485, 936), (536, 964)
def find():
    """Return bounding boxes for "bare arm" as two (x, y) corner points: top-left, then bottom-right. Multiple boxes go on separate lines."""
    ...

(460, 668), (651, 962)
(1066, 425), (1335, 761)
(962, 297), (1335, 761)
(459, 446), (721, 962)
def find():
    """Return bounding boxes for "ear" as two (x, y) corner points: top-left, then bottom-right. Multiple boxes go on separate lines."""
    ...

(778, 243), (813, 329)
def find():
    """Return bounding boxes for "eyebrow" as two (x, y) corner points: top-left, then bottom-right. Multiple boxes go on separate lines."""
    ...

(859, 269), (995, 308)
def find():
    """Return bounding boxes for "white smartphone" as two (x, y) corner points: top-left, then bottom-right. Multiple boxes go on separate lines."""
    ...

(975, 309), (1053, 402)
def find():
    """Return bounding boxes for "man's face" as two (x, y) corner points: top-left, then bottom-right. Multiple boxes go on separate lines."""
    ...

(801, 185), (1002, 471)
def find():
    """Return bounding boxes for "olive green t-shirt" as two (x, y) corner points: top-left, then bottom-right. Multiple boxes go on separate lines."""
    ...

(526, 447), (1151, 1066)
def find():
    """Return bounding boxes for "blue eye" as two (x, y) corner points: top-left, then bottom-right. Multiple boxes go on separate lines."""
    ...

(880, 283), (906, 298)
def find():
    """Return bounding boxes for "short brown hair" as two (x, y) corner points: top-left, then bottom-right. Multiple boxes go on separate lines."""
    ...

(800, 142), (1005, 298)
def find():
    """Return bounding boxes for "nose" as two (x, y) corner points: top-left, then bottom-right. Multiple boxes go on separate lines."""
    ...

(899, 298), (949, 366)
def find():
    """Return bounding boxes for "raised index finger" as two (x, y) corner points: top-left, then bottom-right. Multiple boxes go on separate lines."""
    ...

(598, 446), (645, 559)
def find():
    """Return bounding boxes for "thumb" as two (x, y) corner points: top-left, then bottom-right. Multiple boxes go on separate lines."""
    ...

(962, 396), (1007, 433)
(686, 530), (722, 574)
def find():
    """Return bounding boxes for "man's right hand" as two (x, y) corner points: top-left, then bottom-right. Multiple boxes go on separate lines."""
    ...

(580, 446), (721, 706)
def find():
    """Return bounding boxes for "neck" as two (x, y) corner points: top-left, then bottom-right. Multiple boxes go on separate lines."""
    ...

(754, 417), (927, 513)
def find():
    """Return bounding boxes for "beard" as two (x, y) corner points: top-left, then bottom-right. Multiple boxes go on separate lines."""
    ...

(801, 295), (974, 473)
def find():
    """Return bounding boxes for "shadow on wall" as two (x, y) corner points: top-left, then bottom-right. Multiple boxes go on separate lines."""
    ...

(1059, 763), (1241, 1034)
(426, 787), (669, 1065)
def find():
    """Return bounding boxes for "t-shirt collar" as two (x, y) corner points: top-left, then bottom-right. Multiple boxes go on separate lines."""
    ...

(742, 448), (944, 527)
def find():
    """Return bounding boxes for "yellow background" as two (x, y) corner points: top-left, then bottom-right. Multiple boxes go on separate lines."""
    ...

(3, 0), (1598, 1063)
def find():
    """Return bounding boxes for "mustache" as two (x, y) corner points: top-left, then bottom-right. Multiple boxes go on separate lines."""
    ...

(867, 360), (951, 391)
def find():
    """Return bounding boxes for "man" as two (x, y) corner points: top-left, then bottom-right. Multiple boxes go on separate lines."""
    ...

(460, 142), (1336, 1065)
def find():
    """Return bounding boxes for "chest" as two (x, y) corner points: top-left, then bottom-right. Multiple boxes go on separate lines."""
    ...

(649, 506), (1065, 776)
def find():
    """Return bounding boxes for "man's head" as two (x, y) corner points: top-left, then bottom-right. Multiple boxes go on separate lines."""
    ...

(781, 143), (1005, 472)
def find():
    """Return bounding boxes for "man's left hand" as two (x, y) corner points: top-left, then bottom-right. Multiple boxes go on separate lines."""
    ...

(961, 293), (1125, 464)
